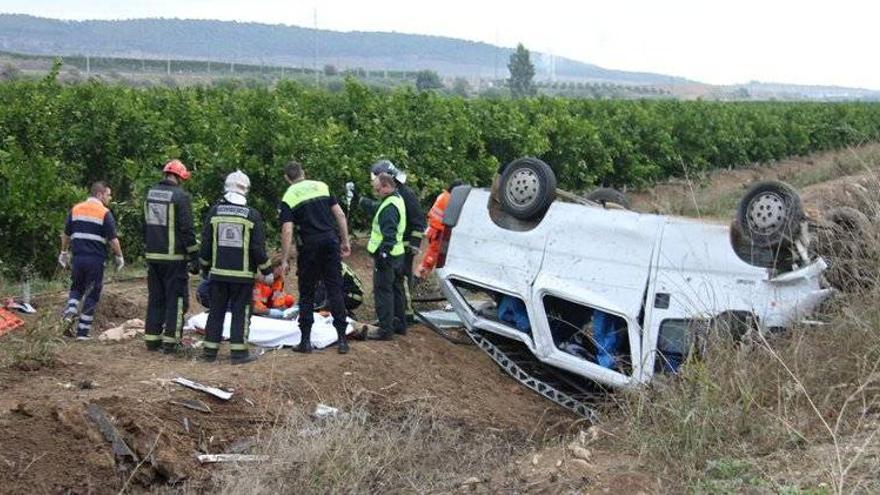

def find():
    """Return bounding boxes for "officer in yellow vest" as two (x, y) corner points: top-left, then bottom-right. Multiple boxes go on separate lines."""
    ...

(280, 161), (353, 354)
(359, 172), (407, 340)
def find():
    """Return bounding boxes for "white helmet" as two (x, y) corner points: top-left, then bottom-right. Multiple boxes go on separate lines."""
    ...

(224, 170), (250, 205)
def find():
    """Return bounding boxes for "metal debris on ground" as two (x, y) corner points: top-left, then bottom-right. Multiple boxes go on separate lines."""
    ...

(172, 377), (233, 400)
(313, 403), (339, 419)
(170, 398), (213, 413)
(86, 403), (139, 467)
(196, 454), (270, 464)
(417, 308), (463, 329)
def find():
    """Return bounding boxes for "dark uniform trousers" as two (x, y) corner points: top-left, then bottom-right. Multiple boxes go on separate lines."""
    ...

(298, 239), (348, 344)
(203, 281), (253, 357)
(373, 254), (406, 336)
(145, 261), (189, 349)
(66, 255), (105, 337)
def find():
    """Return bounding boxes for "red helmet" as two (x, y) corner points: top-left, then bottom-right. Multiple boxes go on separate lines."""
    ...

(163, 159), (191, 181)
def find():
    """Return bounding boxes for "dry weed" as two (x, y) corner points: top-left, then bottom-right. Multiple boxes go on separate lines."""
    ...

(216, 400), (524, 494)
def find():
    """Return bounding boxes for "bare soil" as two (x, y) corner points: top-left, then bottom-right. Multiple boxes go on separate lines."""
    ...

(0, 243), (572, 494)
(3, 144), (880, 493)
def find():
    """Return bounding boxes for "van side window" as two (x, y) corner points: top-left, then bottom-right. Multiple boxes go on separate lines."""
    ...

(542, 295), (630, 374)
(656, 319), (708, 373)
(450, 280), (531, 335)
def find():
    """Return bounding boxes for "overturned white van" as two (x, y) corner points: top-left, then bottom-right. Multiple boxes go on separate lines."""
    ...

(435, 158), (832, 419)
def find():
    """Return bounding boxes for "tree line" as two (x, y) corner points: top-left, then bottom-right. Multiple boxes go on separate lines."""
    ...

(2, 68), (880, 279)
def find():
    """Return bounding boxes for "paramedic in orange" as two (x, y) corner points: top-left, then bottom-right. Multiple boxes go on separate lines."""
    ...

(253, 255), (295, 316)
(414, 180), (463, 278)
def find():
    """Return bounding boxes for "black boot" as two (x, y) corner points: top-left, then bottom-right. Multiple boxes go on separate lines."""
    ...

(337, 336), (349, 354)
(161, 342), (179, 355)
(230, 351), (257, 365)
(199, 351), (217, 363)
(295, 330), (313, 353)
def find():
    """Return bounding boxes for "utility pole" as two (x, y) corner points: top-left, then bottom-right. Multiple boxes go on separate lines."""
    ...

(313, 7), (319, 87)
(493, 30), (499, 83)
(86, 55), (90, 76)
(166, 58), (171, 75)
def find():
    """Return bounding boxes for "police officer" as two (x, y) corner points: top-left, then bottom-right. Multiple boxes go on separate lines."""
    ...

(199, 170), (272, 364)
(280, 161), (352, 354)
(59, 181), (124, 340)
(360, 172), (407, 340)
(369, 160), (425, 329)
(143, 159), (199, 353)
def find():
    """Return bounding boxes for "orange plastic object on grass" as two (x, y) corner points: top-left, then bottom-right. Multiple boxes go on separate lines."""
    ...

(0, 308), (24, 336)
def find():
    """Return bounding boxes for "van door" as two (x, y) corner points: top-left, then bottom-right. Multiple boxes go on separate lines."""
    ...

(530, 201), (664, 387)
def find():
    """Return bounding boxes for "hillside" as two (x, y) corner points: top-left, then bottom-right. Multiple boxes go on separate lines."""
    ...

(0, 14), (687, 85)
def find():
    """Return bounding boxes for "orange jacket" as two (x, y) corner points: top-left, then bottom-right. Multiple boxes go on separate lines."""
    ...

(420, 190), (451, 273)
(253, 278), (295, 315)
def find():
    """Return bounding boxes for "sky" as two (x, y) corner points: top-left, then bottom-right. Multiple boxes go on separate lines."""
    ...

(2, 0), (879, 89)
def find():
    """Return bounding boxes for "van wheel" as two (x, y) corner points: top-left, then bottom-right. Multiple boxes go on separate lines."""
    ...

(585, 187), (631, 210)
(498, 157), (557, 220)
(736, 181), (803, 248)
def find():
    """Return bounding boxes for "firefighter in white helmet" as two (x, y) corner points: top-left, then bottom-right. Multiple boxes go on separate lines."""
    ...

(198, 170), (273, 364)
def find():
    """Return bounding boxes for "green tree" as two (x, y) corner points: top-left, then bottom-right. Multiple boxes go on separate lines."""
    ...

(415, 70), (443, 91)
(508, 43), (536, 98)
(451, 77), (471, 97)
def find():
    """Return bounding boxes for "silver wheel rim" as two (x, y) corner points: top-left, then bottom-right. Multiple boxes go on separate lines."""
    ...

(747, 191), (787, 235)
(505, 168), (540, 208)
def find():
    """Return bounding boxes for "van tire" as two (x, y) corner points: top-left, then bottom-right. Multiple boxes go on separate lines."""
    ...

(585, 187), (631, 210)
(498, 157), (557, 220)
(736, 180), (803, 248)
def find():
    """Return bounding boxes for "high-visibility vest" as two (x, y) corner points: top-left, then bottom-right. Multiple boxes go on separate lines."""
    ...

(427, 190), (451, 231)
(367, 194), (405, 256)
(282, 180), (330, 209)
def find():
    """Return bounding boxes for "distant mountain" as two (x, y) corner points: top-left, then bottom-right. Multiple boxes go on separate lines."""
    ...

(0, 14), (688, 85)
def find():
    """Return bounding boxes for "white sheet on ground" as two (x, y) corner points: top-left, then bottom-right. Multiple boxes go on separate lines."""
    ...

(185, 312), (353, 349)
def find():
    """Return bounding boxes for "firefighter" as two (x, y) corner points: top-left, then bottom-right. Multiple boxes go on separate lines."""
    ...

(360, 172), (407, 340)
(199, 170), (272, 364)
(143, 160), (199, 353)
(369, 160), (425, 328)
(414, 179), (464, 278)
(58, 181), (125, 340)
(280, 160), (352, 354)
(253, 255), (295, 317)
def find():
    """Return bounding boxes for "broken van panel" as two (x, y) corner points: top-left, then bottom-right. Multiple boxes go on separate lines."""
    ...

(437, 186), (831, 399)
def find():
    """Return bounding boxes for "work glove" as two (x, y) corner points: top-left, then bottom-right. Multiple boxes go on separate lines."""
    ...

(58, 251), (70, 269)
(114, 255), (125, 272)
(263, 272), (275, 285)
(188, 259), (201, 275)
(347, 182), (360, 207)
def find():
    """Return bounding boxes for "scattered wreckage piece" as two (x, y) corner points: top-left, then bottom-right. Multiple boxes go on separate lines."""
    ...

(313, 403), (340, 419)
(197, 454), (270, 464)
(417, 308), (463, 329)
(170, 399), (213, 414)
(86, 403), (139, 467)
(172, 377), (233, 401)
